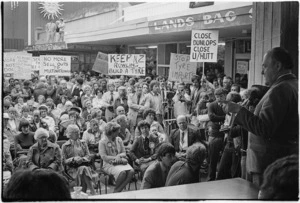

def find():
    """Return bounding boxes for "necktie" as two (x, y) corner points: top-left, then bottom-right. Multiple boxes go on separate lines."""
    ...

(110, 92), (114, 104)
(181, 131), (185, 145)
(137, 94), (141, 105)
(144, 137), (150, 151)
(162, 90), (165, 101)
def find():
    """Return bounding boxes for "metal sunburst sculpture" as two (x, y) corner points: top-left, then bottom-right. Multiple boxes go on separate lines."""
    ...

(39, 2), (64, 20)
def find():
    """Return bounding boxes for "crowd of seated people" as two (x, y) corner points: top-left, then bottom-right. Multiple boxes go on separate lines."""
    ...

(2, 66), (298, 200)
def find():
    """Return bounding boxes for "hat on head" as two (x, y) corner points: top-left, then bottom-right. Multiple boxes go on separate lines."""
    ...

(38, 105), (49, 111)
(3, 113), (10, 119)
(34, 128), (49, 140)
(70, 107), (81, 114)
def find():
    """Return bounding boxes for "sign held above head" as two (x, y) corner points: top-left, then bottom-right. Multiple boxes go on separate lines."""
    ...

(190, 30), (219, 63)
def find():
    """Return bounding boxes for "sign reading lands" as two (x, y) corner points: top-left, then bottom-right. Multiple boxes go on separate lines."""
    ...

(40, 55), (71, 76)
(169, 53), (197, 83)
(14, 54), (32, 80)
(3, 53), (15, 79)
(190, 30), (219, 62)
(92, 52), (108, 75)
(108, 54), (146, 76)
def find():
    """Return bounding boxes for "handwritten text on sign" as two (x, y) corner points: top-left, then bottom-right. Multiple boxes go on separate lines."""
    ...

(32, 57), (40, 72)
(40, 55), (71, 76)
(169, 53), (197, 83)
(108, 54), (145, 76)
(4, 53), (15, 78)
(14, 55), (32, 79)
(190, 30), (219, 62)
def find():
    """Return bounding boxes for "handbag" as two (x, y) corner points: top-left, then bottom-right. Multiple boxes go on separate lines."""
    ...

(69, 158), (91, 168)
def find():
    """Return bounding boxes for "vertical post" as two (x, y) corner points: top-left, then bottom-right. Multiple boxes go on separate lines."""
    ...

(28, 2), (32, 46)
(202, 62), (205, 77)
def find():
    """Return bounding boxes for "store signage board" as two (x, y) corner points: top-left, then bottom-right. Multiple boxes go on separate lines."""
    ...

(14, 54), (32, 80)
(108, 54), (146, 76)
(190, 30), (219, 62)
(169, 53), (197, 83)
(40, 55), (71, 76)
(3, 53), (15, 79)
(149, 5), (252, 34)
(92, 52), (108, 75)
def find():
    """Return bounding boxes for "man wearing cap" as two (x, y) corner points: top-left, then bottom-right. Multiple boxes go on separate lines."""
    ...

(207, 87), (227, 181)
(39, 105), (56, 132)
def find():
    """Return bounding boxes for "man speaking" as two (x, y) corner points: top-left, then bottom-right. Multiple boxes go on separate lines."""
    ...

(223, 47), (298, 187)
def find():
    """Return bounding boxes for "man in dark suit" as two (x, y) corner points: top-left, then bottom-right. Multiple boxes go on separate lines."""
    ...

(207, 88), (227, 181)
(224, 47), (298, 187)
(170, 115), (203, 160)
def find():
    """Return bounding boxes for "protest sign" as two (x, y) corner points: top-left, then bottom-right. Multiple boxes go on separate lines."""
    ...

(190, 30), (219, 62)
(108, 54), (145, 76)
(3, 53), (15, 79)
(168, 53), (197, 83)
(32, 57), (40, 72)
(92, 52), (108, 75)
(14, 54), (32, 80)
(40, 55), (71, 76)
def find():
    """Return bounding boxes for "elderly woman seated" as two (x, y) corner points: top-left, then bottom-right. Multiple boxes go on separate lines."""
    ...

(129, 120), (160, 176)
(99, 122), (134, 193)
(61, 125), (96, 195)
(27, 128), (62, 172)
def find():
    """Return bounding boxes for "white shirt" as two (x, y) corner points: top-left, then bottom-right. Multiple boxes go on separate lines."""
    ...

(102, 91), (119, 107)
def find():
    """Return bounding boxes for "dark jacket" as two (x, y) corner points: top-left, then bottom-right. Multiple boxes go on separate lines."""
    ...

(235, 73), (298, 173)
(27, 140), (62, 171)
(169, 127), (201, 152)
(129, 135), (159, 161)
(208, 101), (226, 137)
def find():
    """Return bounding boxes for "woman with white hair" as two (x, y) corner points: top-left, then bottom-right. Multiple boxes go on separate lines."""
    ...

(27, 128), (62, 172)
(99, 122), (134, 193)
(61, 124), (96, 195)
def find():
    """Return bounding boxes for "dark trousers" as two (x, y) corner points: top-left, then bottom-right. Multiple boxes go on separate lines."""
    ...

(216, 143), (241, 180)
(208, 136), (224, 181)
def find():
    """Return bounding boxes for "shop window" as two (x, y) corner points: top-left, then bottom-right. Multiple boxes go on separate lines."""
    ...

(179, 43), (191, 55)
(165, 44), (177, 64)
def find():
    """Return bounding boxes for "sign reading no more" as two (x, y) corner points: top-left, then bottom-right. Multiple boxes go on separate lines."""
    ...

(40, 55), (71, 76)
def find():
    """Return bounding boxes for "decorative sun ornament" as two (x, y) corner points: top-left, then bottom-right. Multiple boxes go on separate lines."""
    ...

(39, 2), (64, 20)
